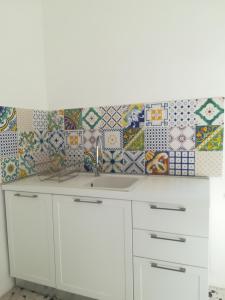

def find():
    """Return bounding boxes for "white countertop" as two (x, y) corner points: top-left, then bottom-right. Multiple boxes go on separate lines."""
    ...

(2, 173), (209, 204)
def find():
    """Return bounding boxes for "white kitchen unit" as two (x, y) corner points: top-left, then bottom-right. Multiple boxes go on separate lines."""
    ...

(2, 174), (210, 300)
(53, 195), (133, 300)
(5, 191), (55, 287)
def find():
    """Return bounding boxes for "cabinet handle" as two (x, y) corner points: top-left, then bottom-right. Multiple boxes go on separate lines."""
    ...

(150, 204), (186, 212)
(150, 233), (186, 243)
(151, 263), (186, 273)
(14, 193), (38, 198)
(74, 198), (103, 204)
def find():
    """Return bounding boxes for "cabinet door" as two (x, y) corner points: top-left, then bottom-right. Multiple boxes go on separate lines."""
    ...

(53, 195), (133, 300)
(5, 191), (55, 287)
(134, 257), (208, 300)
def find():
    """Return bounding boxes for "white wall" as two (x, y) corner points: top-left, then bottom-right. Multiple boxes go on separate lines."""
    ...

(0, 190), (14, 297)
(0, 0), (47, 109)
(43, 0), (225, 109)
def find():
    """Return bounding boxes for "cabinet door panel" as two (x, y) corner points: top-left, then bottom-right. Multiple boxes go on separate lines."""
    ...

(5, 191), (55, 287)
(53, 195), (133, 300)
(134, 257), (208, 300)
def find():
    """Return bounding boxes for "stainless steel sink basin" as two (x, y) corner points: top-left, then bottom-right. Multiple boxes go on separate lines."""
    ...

(86, 176), (139, 191)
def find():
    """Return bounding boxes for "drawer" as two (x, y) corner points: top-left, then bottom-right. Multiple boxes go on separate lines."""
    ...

(133, 229), (208, 268)
(132, 201), (209, 237)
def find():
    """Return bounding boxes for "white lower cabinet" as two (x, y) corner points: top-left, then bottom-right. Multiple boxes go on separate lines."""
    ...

(53, 195), (133, 300)
(5, 191), (55, 287)
(134, 257), (208, 300)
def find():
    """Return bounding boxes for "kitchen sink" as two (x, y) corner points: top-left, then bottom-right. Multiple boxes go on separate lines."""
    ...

(85, 176), (139, 191)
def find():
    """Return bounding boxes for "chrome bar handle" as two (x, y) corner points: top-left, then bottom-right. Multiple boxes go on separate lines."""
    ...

(151, 263), (186, 273)
(74, 198), (103, 204)
(14, 193), (38, 198)
(150, 204), (186, 212)
(150, 233), (186, 243)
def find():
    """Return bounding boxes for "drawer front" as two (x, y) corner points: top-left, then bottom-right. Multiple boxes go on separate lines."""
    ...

(133, 229), (208, 268)
(134, 257), (208, 300)
(132, 201), (209, 237)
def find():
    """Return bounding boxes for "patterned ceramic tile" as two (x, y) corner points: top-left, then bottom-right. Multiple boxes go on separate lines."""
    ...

(144, 127), (168, 151)
(82, 107), (102, 129)
(19, 152), (35, 178)
(195, 97), (224, 125)
(169, 127), (195, 151)
(145, 102), (169, 126)
(123, 128), (144, 151)
(1, 156), (19, 182)
(123, 151), (145, 174)
(100, 105), (127, 129)
(18, 131), (36, 154)
(83, 129), (102, 152)
(145, 151), (169, 175)
(169, 151), (195, 176)
(196, 125), (223, 151)
(32, 151), (50, 174)
(48, 110), (64, 131)
(65, 148), (84, 170)
(102, 129), (123, 150)
(0, 132), (18, 157)
(64, 109), (82, 130)
(168, 99), (196, 127)
(65, 130), (83, 150)
(0, 107), (17, 132)
(16, 108), (33, 131)
(102, 150), (123, 173)
(34, 130), (49, 154)
(84, 150), (96, 172)
(195, 152), (223, 176)
(33, 110), (48, 131)
(122, 103), (145, 128)
(48, 130), (65, 155)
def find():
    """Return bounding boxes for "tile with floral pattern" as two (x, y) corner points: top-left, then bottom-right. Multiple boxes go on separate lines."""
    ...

(48, 110), (64, 131)
(196, 125), (224, 151)
(122, 103), (145, 128)
(19, 152), (35, 178)
(102, 150), (123, 173)
(34, 130), (49, 154)
(64, 109), (82, 130)
(18, 132), (36, 154)
(1, 156), (19, 183)
(195, 97), (224, 125)
(82, 107), (102, 129)
(169, 127), (195, 151)
(0, 132), (18, 157)
(100, 105), (127, 129)
(102, 129), (123, 150)
(145, 151), (169, 175)
(0, 107), (17, 132)
(84, 150), (96, 172)
(83, 129), (102, 152)
(123, 128), (144, 151)
(48, 130), (65, 155)
(65, 130), (83, 150)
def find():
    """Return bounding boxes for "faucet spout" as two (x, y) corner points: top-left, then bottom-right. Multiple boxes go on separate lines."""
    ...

(95, 136), (103, 176)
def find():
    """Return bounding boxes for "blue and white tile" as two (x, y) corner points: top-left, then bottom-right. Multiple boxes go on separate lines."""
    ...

(0, 132), (18, 157)
(144, 127), (169, 151)
(33, 110), (48, 130)
(169, 151), (195, 176)
(123, 151), (145, 174)
(168, 99), (196, 127)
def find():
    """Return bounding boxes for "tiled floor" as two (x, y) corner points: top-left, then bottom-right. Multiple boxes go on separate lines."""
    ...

(1, 286), (224, 300)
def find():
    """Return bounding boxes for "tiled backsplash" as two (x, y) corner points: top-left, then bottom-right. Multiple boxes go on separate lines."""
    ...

(0, 97), (224, 183)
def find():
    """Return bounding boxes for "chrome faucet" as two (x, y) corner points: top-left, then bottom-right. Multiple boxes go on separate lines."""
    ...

(95, 136), (103, 176)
